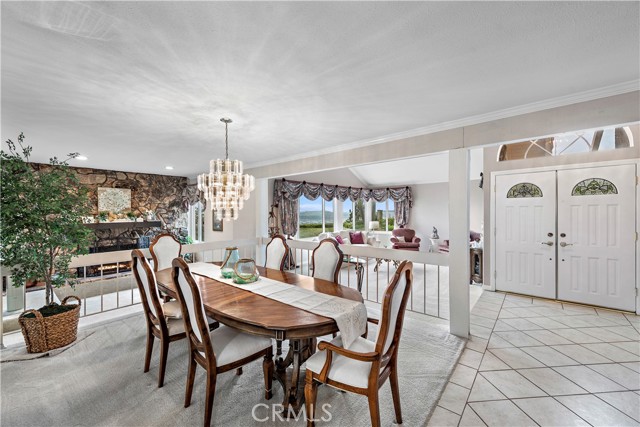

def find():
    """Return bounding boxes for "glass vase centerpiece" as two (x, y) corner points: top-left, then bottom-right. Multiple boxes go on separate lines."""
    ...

(221, 247), (240, 278)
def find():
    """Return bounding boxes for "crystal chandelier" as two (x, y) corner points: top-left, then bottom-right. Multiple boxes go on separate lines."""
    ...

(197, 118), (255, 221)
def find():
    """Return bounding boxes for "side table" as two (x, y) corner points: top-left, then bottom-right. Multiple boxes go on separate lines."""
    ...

(470, 248), (483, 284)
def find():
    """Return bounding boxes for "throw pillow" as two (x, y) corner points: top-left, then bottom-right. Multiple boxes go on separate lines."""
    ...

(335, 235), (344, 244)
(349, 231), (365, 244)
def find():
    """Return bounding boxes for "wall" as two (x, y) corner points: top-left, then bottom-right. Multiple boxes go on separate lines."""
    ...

(408, 180), (484, 246)
(248, 92), (639, 179)
(483, 123), (640, 287)
(32, 163), (199, 248)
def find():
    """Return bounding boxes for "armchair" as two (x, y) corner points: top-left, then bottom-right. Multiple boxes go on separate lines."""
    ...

(390, 227), (420, 251)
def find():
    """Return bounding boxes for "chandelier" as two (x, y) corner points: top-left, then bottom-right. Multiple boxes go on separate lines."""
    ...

(197, 118), (255, 221)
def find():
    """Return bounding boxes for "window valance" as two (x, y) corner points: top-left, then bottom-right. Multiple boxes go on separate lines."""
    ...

(272, 178), (413, 236)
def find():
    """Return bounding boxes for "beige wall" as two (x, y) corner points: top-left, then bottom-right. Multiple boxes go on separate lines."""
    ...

(408, 180), (484, 245)
(248, 91), (640, 179)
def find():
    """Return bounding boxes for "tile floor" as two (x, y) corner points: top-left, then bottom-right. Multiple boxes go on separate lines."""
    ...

(429, 291), (640, 427)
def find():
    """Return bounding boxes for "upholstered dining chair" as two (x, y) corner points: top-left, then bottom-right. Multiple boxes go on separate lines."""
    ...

(304, 260), (413, 427)
(265, 234), (289, 270)
(311, 238), (344, 283)
(131, 249), (187, 388)
(171, 258), (274, 427)
(149, 233), (182, 272)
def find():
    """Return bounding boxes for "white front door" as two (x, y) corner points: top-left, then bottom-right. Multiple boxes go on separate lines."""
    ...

(557, 165), (637, 311)
(495, 171), (557, 299)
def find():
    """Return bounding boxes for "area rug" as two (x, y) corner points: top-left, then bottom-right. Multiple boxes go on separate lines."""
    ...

(0, 307), (464, 426)
(0, 331), (95, 363)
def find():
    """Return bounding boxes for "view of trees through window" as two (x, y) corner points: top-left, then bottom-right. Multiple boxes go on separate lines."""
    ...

(373, 200), (395, 231)
(188, 201), (204, 242)
(342, 199), (365, 230)
(298, 196), (333, 239)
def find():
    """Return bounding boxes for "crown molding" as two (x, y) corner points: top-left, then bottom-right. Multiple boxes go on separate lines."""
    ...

(246, 81), (639, 171)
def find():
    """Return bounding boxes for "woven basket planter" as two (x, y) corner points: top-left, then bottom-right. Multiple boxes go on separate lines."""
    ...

(18, 296), (81, 353)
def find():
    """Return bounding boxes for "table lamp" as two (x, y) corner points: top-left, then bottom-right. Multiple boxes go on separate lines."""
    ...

(369, 221), (380, 231)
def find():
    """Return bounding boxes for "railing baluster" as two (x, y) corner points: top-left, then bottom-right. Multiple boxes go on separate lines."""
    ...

(423, 263), (427, 314)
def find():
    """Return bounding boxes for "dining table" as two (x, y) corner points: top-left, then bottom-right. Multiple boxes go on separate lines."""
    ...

(155, 264), (364, 413)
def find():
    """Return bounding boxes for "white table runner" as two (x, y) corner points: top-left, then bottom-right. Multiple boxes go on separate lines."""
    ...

(188, 262), (367, 348)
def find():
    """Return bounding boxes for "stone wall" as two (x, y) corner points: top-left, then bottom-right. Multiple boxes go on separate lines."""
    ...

(33, 164), (200, 250)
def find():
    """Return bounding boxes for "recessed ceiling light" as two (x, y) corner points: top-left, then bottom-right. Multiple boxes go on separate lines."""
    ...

(76, 155), (88, 161)
(165, 166), (174, 170)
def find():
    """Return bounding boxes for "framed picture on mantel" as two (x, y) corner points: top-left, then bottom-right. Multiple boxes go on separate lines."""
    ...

(212, 212), (223, 232)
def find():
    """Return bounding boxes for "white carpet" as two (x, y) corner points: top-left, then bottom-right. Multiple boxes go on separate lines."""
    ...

(1, 306), (464, 426)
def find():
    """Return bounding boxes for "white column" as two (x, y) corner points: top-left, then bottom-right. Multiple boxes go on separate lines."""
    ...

(448, 148), (470, 338)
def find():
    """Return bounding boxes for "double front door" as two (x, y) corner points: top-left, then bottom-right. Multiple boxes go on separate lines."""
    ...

(495, 164), (637, 311)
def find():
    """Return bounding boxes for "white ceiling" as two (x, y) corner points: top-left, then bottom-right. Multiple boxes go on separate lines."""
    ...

(2, 2), (639, 177)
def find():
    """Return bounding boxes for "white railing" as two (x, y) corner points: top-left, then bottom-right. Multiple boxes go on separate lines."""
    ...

(1, 240), (258, 346)
(259, 237), (450, 319)
(2, 237), (449, 346)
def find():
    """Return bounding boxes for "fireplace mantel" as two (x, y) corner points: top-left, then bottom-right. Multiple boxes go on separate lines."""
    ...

(84, 220), (162, 231)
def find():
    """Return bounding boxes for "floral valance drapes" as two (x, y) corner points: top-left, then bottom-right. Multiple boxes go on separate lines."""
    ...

(272, 179), (413, 236)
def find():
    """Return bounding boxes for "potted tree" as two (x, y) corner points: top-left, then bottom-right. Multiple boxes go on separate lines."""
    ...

(1, 133), (92, 353)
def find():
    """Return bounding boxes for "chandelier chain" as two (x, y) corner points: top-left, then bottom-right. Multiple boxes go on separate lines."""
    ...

(225, 120), (229, 160)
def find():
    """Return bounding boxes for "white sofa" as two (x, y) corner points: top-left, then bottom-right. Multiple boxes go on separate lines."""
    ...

(314, 230), (379, 247)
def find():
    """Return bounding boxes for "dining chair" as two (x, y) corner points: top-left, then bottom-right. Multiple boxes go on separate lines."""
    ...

(311, 238), (343, 283)
(304, 260), (413, 427)
(131, 249), (186, 388)
(265, 234), (289, 270)
(149, 232), (182, 272)
(171, 258), (274, 427)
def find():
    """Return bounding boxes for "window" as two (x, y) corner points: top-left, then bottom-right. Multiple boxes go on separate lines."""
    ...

(299, 196), (323, 239)
(373, 199), (395, 231)
(342, 199), (354, 229)
(497, 125), (635, 161)
(342, 199), (365, 231)
(323, 198), (334, 233)
(188, 201), (205, 242)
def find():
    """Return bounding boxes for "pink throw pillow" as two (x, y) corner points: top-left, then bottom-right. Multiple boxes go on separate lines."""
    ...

(335, 235), (344, 244)
(349, 231), (365, 244)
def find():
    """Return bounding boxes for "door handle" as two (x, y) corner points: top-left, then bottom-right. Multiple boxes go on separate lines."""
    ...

(540, 241), (554, 246)
(559, 242), (573, 247)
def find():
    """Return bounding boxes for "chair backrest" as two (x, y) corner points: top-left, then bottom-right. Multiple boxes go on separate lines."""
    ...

(171, 258), (215, 360)
(311, 238), (343, 283)
(392, 228), (415, 243)
(265, 235), (289, 270)
(131, 249), (165, 328)
(374, 260), (413, 359)
(150, 233), (182, 271)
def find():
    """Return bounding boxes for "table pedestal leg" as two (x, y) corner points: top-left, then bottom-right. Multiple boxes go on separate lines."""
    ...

(274, 338), (316, 415)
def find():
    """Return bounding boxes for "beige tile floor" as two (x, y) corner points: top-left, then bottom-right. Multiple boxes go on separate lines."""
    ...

(429, 291), (640, 427)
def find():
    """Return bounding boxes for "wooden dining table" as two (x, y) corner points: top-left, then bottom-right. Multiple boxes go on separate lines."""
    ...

(155, 264), (363, 413)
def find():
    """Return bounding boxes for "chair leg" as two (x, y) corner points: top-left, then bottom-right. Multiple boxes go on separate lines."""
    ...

(276, 340), (282, 356)
(203, 370), (216, 427)
(144, 331), (154, 373)
(304, 372), (319, 427)
(158, 337), (169, 388)
(236, 367), (243, 376)
(184, 354), (196, 408)
(390, 365), (403, 424)
(367, 390), (381, 427)
(263, 347), (274, 400)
